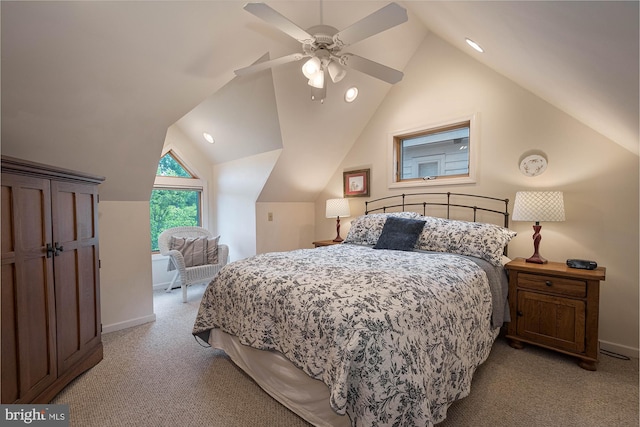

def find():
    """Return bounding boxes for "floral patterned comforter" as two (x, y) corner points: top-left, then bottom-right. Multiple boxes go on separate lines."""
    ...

(193, 244), (505, 426)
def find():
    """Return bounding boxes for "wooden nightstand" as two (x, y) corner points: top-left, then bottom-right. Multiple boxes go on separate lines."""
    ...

(505, 258), (606, 371)
(312, 240), (342, 248)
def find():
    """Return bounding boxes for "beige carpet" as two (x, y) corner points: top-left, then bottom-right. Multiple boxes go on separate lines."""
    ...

(53, 284), (639, 426)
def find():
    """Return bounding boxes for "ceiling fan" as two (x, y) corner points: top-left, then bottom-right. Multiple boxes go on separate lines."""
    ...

(235, 2), (408, 102)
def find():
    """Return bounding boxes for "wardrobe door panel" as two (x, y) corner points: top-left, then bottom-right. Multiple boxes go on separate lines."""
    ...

(1, 174), (57, 403)
(1, 262), (19, 402)
(51, 181), (101, 375)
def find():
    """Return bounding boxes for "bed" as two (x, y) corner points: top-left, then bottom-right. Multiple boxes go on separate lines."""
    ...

(193, 193), (516, 426)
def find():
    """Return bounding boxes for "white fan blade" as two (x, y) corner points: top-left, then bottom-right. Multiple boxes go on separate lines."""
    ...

(333, 3), (407, 48)
(244, 3), (314, 44)
(342, 54), (403, 84)
(235, 53), (305, 76)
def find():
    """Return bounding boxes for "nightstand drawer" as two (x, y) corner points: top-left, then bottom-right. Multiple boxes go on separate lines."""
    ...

(518, 273), (586, 298)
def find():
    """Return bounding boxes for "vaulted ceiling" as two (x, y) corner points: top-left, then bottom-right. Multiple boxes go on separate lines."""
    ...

(2, 1), (637, 202)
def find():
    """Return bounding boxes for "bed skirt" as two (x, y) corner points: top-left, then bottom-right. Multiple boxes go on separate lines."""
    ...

(209, 329), (351, 427)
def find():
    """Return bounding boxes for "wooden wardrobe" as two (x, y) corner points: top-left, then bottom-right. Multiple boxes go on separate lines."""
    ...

(1, 156), (104, 403)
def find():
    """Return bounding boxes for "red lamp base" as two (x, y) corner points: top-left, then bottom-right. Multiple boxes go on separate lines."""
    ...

(525, 223), (548, 264)
(333, 217), (344, 242)
(525, 254), (547, 264)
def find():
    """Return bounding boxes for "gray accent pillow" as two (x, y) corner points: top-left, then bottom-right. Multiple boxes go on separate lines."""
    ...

(373, 217), (426, 251)
(344, 212), (422, 245)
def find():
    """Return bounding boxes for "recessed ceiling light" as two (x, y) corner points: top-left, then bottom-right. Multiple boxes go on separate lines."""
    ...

(465, 38), (484, 53)
(344, 86), (358, 103)
(203, 132), (214, 144)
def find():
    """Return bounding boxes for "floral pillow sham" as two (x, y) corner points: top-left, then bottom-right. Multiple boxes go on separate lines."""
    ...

(344, 212), (515, 267)
(415, 216), (516, 266)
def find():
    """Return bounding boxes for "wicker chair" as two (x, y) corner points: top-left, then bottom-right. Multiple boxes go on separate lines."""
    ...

(158, 226), (229, 303)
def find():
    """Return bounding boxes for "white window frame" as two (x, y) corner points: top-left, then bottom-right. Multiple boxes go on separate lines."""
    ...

(388, 114), (478, 189)
(151, 146), (208, 257)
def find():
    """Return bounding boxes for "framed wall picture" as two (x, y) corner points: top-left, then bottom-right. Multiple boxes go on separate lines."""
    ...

(343, 169), (370, 198)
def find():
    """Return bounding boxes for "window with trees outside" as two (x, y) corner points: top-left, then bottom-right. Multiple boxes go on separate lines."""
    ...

(150, 151), (204, 252)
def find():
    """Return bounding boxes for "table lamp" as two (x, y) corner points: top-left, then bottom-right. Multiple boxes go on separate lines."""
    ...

(512, 191), (565, 264)
(326, 198), (351, 242)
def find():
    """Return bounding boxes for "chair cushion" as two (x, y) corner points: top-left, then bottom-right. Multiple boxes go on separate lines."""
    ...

(167, 235), (222, 271)
(207, 235), (220, 264)
(171, 236), (208, 267)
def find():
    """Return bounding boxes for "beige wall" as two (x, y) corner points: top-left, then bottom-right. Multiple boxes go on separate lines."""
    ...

(99, 201), (155, 332)
(256, 202), (316, 253)
(316, 34), (639, 356)
(214, 150), (281, 262)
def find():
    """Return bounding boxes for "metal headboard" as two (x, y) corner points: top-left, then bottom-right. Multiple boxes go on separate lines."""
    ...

(365, 192), (510, 229)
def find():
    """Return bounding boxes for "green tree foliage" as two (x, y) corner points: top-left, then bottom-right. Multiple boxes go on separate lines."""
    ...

(157, 153), (192, 177)
(150, 152), (200, 251)
(150, 189), (200, 251)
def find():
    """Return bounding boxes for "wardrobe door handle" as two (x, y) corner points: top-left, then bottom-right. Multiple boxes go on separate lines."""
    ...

(46, 243), (55, 258)
(54, 242), (64, 256)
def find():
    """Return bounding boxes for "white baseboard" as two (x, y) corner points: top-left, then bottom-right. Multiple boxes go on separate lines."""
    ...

(152, 282), (181, 291)
(102, 313), (156, 334)
(152, 281), (172, 291)
(600, 340), (639, 359)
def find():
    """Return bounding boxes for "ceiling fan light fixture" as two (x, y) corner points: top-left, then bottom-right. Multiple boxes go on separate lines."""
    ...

(239, 2), (408, 102)
(328, 60), (346, 83)
(302, 57), (321, 79)
(307, 69), (325, 89)
(311, 84), (326, 103)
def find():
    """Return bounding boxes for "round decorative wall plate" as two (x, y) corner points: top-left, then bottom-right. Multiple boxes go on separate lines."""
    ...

(519, 154), (547, 177)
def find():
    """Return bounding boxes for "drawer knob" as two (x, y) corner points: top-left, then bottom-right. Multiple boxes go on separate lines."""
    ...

(545, 280), (552, 287)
